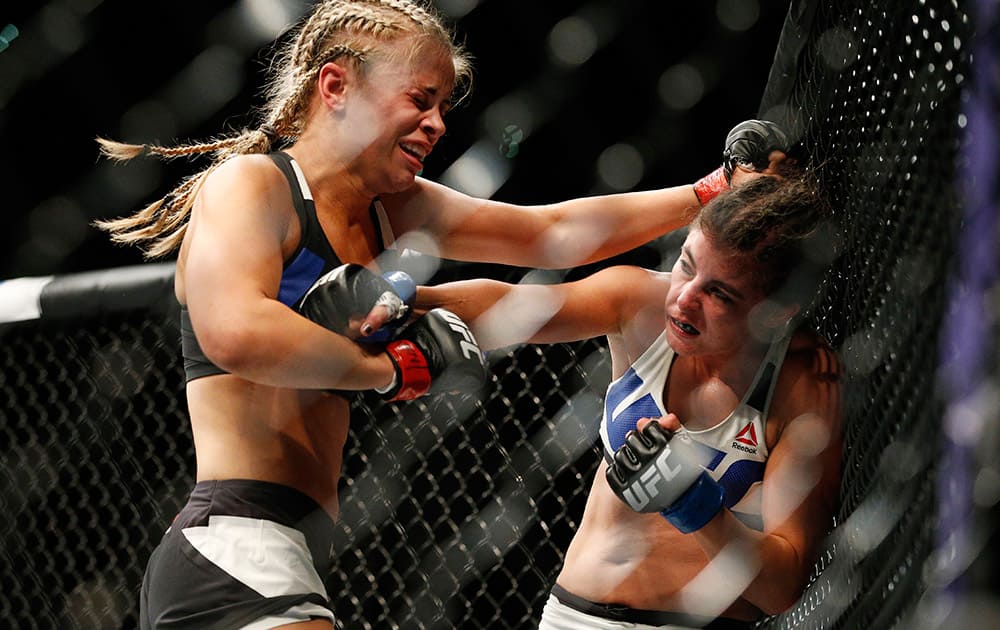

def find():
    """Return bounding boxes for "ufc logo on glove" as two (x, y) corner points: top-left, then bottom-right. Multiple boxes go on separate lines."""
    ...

(439, 310), (480, 361)
(621, 446), (683, 511)
(605, 423), (726, 533)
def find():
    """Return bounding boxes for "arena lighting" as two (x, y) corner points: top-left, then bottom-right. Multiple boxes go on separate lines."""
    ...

(0, 23), (18, 53)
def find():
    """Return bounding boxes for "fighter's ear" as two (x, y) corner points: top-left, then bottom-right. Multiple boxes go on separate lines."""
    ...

(317, 62), (350, 110)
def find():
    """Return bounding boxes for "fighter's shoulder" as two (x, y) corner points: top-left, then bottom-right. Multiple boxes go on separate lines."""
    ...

(587, 265), (670, 287)
(579, 265), (670, 303)
(772, 328), (843, 425)
(768, 329), (843, 470)
(204, 153), (284, 188)
(198, 154), (293, 219)
(785, 329), (842, 379)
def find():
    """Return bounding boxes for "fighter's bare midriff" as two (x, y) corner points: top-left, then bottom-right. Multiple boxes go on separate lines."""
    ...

(555, 469), (762, 621)
(186, 376), (350, 520)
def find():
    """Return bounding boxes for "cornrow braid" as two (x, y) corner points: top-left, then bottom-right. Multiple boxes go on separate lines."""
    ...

(91, 127), (277, 259)
(94, 0), (472, 259)
(364, 0), (437, 28)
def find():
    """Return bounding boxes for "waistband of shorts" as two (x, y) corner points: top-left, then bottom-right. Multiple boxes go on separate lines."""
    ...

(549, 584), (752, 629)
(177, 479), (336, 539)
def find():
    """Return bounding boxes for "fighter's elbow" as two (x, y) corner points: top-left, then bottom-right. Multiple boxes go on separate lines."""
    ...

(752, 540), (813, 615)
(757, 588), (805, 617)
(198, 323), (261, 375)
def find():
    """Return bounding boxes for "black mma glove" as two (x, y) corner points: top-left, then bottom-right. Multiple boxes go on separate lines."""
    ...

(693, 119), (791, 205)
(722, 119), (790, 183)
(299, 263), (415, 342)
(605, 422), (725, 534)
(379, 308), (487, 401)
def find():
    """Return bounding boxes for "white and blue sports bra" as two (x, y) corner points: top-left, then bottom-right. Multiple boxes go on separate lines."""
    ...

(600, 330), (793, 530)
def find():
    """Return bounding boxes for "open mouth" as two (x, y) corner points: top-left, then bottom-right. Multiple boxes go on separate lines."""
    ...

(670, 317), (700, 336)
(400, 142), (427, 163)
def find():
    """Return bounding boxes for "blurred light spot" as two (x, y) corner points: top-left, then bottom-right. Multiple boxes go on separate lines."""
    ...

(435, 0), (481, 19)
(67, 0), (107, 14)
(93, 342), (153, 399)
(16, 239), (58, 275)
(539, 213), (615, 268)
(95, 158), (164, 212)
(806, 219), (842, 265)
(681, 541), (758, 617)
(759, 103), (806, 145)
(439, 139), (511, 198)
(0, 24), (19, 53)
(842, 325), (885, 375)
(521, 269), (567, 285)
(787, 413), (832, 457)
(60, 576), (128, 629)
(879, 440), (923, 483)
(748, 299), (790, 343)
(40, 5), (85, 55)
(28, 197), (88, 260)
(658, 63), (705, 110)
(120, 99), (179, 146)
(597, 143), (644, 191)
(765, 427), (823, 525)
(0, 52), (26, 107)
(817, 27), (858, 71)
(944, 383), (997, 446)
(476, 285), (564, 350)
(716, 0), (760, 32)
(548, 16), (598, 67)
(240, 0), (302, 40)
(164, 46), (244, 128)
(843, 496), (899, 556)
(500, 124), (524, 158)
(892, 253), (934, 297)
(388, 232), (441, 284)
(0, 441), (59, 517)
(483, 93), (538, 145)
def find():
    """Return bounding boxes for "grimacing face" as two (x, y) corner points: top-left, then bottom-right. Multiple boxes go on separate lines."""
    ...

(344, 41), (457, 194)
(664, 228), (770, 360)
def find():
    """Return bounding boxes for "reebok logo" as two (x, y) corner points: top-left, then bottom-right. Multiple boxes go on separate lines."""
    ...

(732, 422), (758, 454)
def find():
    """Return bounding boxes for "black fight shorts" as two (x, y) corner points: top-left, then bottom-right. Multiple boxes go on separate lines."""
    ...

(139, 479), (337, 629)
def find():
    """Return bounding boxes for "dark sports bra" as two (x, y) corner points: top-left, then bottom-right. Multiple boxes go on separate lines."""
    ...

(181, 151), (396, 382)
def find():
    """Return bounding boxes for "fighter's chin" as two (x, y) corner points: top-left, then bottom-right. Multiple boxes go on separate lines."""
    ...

(665, 319), (700, 353)
(381, 170), (421, 194)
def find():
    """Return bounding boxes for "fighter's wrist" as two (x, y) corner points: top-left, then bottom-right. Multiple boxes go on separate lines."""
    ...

(374, 365), (398, 395)
(692, 166), (729, 206)
(381, 340), (432, 400)
(660, 472), (725, 533)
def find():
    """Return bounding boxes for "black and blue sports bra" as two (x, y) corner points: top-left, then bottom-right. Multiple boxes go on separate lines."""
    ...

(181, 151), (397, 382)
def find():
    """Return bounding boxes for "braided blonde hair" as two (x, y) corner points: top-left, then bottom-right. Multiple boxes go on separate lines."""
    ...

(95, 0), (473, 259)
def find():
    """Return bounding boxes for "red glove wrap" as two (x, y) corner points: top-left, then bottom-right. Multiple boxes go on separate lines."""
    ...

(692, 166), (729, 206)
(384, 340), (432, 400)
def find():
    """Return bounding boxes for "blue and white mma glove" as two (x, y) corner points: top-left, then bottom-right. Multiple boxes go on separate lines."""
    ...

(605, 422), (725, 533)
(299, 263), (415, 342)
(722, 119), (790, 183)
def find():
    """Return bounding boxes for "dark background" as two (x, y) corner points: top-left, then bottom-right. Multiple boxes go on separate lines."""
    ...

(0, 0), (790, 281)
